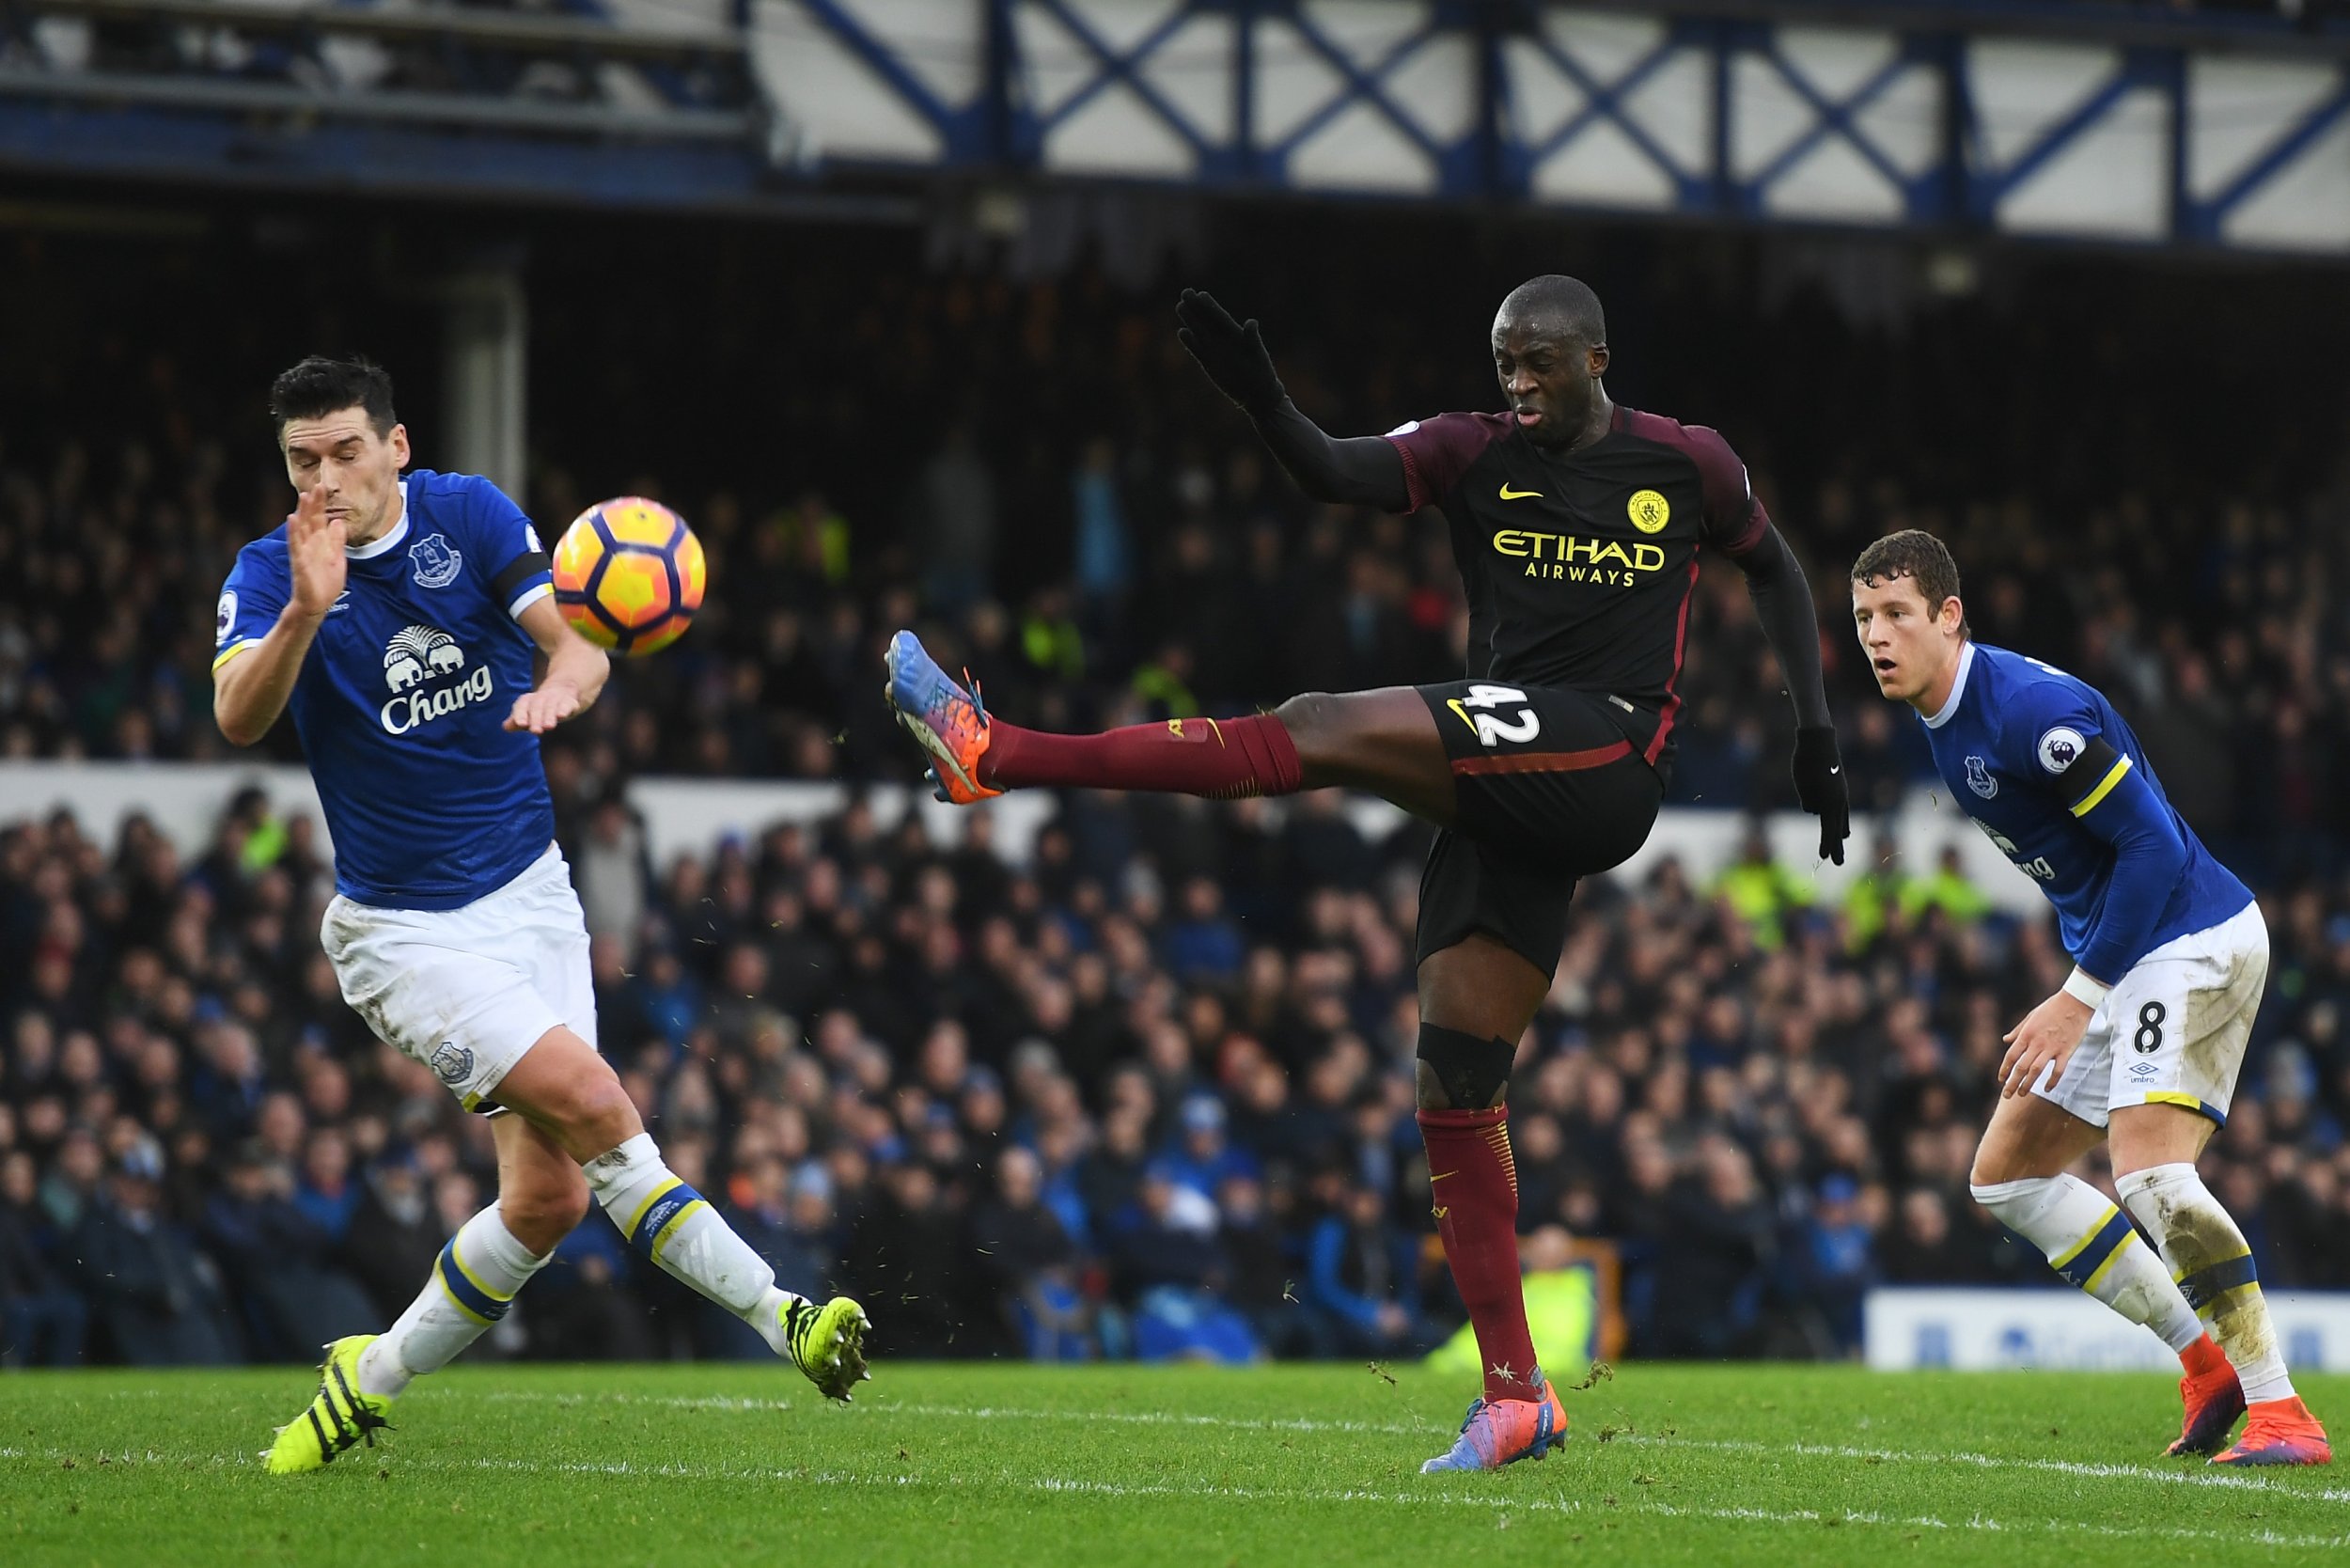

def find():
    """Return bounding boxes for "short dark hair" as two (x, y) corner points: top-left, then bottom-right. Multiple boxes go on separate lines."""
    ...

(269, 354), (397, 439)
(1496, 274), (1606, 347)
(1852, 528), (1968, 635)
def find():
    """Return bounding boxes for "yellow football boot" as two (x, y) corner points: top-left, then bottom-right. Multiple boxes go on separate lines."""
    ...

(785, 1295), (872, 1402)
(263, 1334), (392, 1474)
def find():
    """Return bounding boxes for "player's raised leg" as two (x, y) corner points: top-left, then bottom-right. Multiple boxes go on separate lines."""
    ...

(491, 1027), (870, 1398)
(884, 629), (1456, 821)
(1967, 1095), (2242, 1457)
(1413, 933), (1565, 1473)
(2111, 1104), (2330, 1466)
(265, 1114), (582, 1473)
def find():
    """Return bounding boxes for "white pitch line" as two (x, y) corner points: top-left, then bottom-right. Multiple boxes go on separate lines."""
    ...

(478, 1388), (1434, 1436)
(1606, 1432), (2350, 1505)
(475, 1389), (2350, 1504)
(343, 1450), (2350, 1551)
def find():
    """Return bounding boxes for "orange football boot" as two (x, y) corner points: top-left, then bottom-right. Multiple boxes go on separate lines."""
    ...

(2211, 1395), (2332, 1466)
(1419, 1377), (1568, 1473)
(884, 630), (1002, 805)
(2167, 1337), (2246, 1457)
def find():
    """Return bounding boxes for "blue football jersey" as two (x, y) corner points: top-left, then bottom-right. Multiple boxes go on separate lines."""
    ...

(1918, 641), (2250, 981)
(214, 469), (557, 911)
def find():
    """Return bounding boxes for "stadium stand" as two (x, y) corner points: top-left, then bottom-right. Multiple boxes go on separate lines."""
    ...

(1, 220), (2346, 1368)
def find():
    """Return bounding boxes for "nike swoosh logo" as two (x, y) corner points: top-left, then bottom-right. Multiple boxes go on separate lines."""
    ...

(1498, 484), (1543, 501)
(1829, 767), (1841, 775)
(1444, 699), (1479, 736)
(1430, 1170), (1458, 1182)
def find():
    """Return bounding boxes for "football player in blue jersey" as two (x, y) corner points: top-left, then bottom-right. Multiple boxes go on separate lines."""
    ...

(215, 356), (869, 1474)
(1853, 528), (2326, 1466)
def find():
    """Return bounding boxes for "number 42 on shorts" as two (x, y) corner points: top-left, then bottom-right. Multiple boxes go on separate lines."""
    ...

(1447, 684), (1540, 748)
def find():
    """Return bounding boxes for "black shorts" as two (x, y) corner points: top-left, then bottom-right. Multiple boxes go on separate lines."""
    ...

(1412, 681), (1664, 974)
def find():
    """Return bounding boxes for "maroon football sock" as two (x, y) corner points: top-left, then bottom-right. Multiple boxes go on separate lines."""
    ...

(980, 713), (1303, 798)
(1418, 1105), (1542, 1404)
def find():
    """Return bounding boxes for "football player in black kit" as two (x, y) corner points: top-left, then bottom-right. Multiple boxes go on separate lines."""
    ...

(885, 275), (1849, 1471)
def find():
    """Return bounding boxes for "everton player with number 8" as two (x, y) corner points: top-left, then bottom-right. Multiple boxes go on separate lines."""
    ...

(885, 276), (1851, 1472)
(1855, 528), (2327, 1466)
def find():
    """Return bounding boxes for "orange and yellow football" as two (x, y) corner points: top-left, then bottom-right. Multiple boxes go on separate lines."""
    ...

(551, 496), (706, 656)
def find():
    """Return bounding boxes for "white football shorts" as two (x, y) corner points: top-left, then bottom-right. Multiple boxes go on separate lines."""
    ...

(2035, 900), (2267, 1129)
(321, 841), (597, 1112)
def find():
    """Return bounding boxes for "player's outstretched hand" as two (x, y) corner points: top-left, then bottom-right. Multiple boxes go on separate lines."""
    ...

(505, 682), (583, 734)
(1998, 989), (2095, 1098)
(286, 481), (347, 621)
(1175, 289), (1286, 415)
(1791, 726), (1850, 865)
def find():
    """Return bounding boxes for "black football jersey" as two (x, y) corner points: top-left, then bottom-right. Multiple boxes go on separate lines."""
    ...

(1385, 406), (1771, 764)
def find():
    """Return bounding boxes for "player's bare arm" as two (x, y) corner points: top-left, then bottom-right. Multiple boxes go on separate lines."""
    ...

(505, 596), (610, 735)
(213, 481), (342, 745)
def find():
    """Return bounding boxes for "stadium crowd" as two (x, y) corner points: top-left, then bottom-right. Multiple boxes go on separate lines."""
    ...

(4, 762), (2349, 1368)
(5, 237), (2346, 881)
(3, 234), (2348, 1367)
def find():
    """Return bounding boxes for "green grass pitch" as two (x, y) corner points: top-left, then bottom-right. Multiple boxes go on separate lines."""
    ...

(5, 1362), (2346, 1566)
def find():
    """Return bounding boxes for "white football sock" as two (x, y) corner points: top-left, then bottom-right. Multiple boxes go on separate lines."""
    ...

(584, 1133), (803, 1353)
(2117, 1163), (2295, 1403)
(1971, 1174), (2204, 1353)
(356, 1203), (550, 1398)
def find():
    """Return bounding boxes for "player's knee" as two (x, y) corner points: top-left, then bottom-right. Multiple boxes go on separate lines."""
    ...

(1966, 1147), (2036, 1197)
(1272, 691), (1340, 751)
(501, 1168), (590, 1254)
(1415, 1024), (1514, 1111)
(537, 1062), (641, 1158)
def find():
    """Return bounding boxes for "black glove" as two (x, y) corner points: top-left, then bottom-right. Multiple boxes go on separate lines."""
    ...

(1793, 726), (1851, 866)
(1175, 289), (1286, 416)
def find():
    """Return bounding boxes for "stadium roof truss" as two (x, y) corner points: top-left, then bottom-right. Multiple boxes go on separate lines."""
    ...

(772, 0), (2350, 254)
(5, 0), (2348, 254)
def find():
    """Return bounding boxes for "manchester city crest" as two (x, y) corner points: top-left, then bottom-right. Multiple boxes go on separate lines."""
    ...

(409, 531), (463, 589)
(1965, 756), (1998, 799)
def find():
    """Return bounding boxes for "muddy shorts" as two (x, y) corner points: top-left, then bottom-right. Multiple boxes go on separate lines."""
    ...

(2035, 901), (2268, 1128)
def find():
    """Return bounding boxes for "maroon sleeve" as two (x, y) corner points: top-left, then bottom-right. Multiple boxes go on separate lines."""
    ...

(1620, 410), (1769, 555)
(1382, 413), (1509, 513)
(1684, 424), (1769, 556)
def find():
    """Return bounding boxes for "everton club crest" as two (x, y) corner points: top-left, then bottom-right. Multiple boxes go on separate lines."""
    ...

(409, 531), (463, 589)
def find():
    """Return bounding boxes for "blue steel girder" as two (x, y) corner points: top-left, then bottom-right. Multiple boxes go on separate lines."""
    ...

(1254, 1), (1471, 193)
(72, 0), (2325, 252)
(1517, 15), (1710, 209)
(795, 0), (997, 162)
(1020, 0), (1230, 175)
(1960, 43), (2177, 227)
(1732, 28), (1944, 223)
(2185, 63), (2350, 243)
